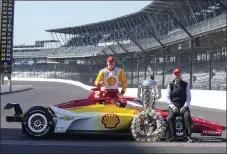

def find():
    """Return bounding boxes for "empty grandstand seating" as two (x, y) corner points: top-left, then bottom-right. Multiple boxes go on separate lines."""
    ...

(13, 49), (55, 58)
(12, 57), (226, 90)
(49, 12), (226, 58)
(48, 46), (103, 58)
(12, 6), (226, 91)
(13, 13), (225, 59)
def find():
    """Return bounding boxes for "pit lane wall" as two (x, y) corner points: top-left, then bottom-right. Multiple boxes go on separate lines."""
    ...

(11, 78), (226, 110)
(1, 84), (33, 94)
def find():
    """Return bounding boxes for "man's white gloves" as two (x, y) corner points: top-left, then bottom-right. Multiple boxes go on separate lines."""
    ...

(169, 104), (179, 113)
(180, 105), (187, 114)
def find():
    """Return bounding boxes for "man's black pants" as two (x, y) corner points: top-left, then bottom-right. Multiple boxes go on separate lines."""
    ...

(168, 107), (192, 136)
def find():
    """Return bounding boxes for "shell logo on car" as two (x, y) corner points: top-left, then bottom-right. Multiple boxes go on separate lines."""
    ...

(107, 77), (116, 85)
(101, 113), (120, 129)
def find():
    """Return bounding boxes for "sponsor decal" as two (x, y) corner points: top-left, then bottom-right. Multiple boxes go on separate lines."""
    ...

(107, 77), (116, 85)
(110, 99), (116, 104)
(71, 107), (81, 110)
(101, 113), (120, 129)
(202, 130), (221, 135)
(135, 106), (143, 110)
(59, 116), (74, 121)
(55, 126), (65, 130)
(58, 101), (74, 107)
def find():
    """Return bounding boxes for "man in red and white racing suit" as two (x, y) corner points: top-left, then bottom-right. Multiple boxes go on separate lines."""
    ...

(94, 56), (128, 98)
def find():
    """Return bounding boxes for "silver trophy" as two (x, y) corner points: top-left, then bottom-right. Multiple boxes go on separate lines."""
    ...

(138, 79), (161, 109)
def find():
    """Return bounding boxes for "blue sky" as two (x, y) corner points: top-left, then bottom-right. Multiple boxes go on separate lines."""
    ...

(14, 1), (151, 45)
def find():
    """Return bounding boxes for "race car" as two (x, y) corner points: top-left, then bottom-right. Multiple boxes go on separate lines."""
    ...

(4, 86), (226, 141)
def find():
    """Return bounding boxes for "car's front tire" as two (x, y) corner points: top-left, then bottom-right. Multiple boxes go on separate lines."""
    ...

(22, 106), (54, 138)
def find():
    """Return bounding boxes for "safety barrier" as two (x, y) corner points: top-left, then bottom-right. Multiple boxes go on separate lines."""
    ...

(11, 78), (226, 110)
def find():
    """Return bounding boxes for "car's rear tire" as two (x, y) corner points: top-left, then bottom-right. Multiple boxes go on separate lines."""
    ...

(22, 106), (54, 138)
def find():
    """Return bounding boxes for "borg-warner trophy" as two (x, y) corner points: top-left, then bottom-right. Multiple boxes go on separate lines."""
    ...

(137, 79), (161, 109)
(131, 78), (166, 141)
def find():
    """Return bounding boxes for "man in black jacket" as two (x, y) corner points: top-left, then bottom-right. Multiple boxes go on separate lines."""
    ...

(167, 68), (193, 142)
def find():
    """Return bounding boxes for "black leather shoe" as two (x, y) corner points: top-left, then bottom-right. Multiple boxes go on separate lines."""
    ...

(186, 136), (194, 143)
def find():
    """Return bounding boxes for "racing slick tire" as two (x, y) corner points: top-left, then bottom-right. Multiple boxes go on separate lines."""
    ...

(22, 106), (54, 138)
(130, 108), (167, 141)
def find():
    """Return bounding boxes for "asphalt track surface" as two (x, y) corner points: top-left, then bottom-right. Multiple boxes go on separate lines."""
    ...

(1, 81), (226, 153)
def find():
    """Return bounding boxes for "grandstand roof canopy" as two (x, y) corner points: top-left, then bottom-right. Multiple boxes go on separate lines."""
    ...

(35, 40), (60, 43)
(13, 45), (43, 48)
(45, 0), (222, 35)
(45, 11), (146, 34)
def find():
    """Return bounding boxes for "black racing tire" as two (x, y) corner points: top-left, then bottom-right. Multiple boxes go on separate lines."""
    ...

(22, 106), (54, 138)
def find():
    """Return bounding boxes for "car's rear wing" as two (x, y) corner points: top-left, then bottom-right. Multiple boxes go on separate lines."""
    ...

(4, 103), (23, 122)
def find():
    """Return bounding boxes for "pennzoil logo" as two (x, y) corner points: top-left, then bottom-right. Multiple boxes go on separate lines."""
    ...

(101, 113), (120, 129)
(107, 77), (116, 85)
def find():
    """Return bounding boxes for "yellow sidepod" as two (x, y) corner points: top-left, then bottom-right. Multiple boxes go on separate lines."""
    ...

(65, 103), (141, 130)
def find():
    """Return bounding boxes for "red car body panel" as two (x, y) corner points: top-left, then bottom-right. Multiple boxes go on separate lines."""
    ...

(155, 109), (226, 136)
(54, 88), (226, 136)
(55, 88), (138, 109)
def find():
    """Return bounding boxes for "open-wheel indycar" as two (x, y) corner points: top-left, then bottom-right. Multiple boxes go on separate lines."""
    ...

(4, 87), (226, 141)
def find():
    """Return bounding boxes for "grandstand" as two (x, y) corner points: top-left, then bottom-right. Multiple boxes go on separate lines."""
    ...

(12, 0), (226, 90)
(13, 40), (59, 58)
